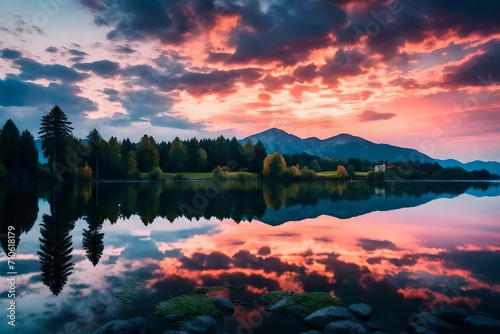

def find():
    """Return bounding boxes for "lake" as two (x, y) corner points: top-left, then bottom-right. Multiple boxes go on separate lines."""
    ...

(1, 180), (499, 333)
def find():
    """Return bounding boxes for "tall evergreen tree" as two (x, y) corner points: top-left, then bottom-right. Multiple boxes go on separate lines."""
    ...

(18, 130), (39, 178)
(136, 135), (159, 172)
(169, 137), (188, 172)
(0, 119), (21, 174)
(39, 105), (74, 180)
(87, 129), (103, 179)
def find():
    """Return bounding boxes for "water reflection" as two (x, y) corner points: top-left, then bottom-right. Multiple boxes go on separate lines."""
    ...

(0, 181), (499, 333)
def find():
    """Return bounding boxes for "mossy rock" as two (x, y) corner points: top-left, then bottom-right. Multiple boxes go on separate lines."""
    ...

(113, 277), (147, 304)
(154, 295), (231, 324)
(259, 291), (340, 316)
(191, 282), (240, 295)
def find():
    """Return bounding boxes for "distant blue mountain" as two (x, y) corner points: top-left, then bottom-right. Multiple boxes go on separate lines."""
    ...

(239, 128), (500, 175)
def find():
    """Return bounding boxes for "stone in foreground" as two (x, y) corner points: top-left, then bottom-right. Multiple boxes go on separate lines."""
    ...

(347, 303), (373, 321)
(211, 296), (235, 314)
(432, 306), (473, 327)
(91, 317), (148, 334)
(179, 316), (216, 334)
(464, 314), (500, 334)
(409, 312), (461, 333)
(303, 306), (357, 329)
(324, 320), (368, 334)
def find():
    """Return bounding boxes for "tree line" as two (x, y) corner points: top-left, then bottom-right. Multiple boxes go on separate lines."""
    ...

(0, 105), (497, 182)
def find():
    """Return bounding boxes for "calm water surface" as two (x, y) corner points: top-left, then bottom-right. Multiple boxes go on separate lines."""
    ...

(1, 181), (499, 334)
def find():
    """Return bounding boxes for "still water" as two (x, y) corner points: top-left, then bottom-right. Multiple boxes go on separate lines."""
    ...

(1, 181), (499, 333)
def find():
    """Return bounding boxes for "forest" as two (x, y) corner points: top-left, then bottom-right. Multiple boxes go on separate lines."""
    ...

(0, 105), (497, 183)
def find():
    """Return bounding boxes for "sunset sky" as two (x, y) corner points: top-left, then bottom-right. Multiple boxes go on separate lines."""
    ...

(1, 0), (499, 162)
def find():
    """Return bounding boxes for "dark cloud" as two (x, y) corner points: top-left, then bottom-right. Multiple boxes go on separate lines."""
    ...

(137, 68), (263, 97)
(226, 1), (347, 65)
(13, 58), (89, 83)
(82, 0), (347, 66)
(357, 238), (401, 251)
(114, 44), (136, 54)
(82, 0), (218, 45)
(319, 50), (367, 85)
(257, 246), (271, 256)
(179, 251), (232, 270)
(232, 250), (304, 275)
(0, 74), (97, 113)
(440, 250), (500, 286)
(68, 49), (89, 57)
(73, 60), (121, 77)
(293, 63), (319, 83)
(341, 0), (500, 61)
(443, 39), (500, 86)
(0, 48), (22, 59)
(358, 110), (397, 122)
(104, 88), (205, 130)
(45, 46), (59, 54)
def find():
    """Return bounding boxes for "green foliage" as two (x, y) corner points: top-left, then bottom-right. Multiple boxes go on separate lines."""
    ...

(309, 159), (321, 172)
(169, 137), (188, 172)
(149, 167), (163, 181)
(113, 277), (147, 304)
(212, 165), (228, 180)
(192, 282), (234, 295)
(154, 295), (227, 322)
(39, 105), (74, 180)
(126, 151), (140, 179)
(300, 167), (317, 179)
(347, 165), (355, 178)
(137, 135), (160, 172)
(367, 171), (385, 180)
(243, 140), (256, 163)
(0, 163), (7, 182)
(214, 136), (230, 166)
(259, 291), (340, 315)
(75, 165), (93, 182)
(1, 119), (21, 173)
(263, 152), (287, 178)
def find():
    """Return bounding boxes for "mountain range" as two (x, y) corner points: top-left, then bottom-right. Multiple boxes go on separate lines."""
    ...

(239, 128), (500, 175)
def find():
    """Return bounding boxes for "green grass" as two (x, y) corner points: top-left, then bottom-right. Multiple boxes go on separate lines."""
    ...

(138, 171), (365, 181)
(112, 276), (147, 304)
(154, 294), (228, 322)
(259, 291), (340, 315)
(155, 283), (240, 325)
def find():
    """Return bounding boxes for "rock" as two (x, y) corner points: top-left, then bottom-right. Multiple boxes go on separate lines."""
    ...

(365, 322), (384, 332)
(324, 320), (368, 334)
(464, 314), (500, 334)
(289, 305), (308, 318)
(409, 312), (461, 333)
(179, 316), (216, 334)
(258, 294), (274, 305)
(303, 306), (358, 329)
(407, 323), (439, 334)
(211, 296), (235, 314)
(432, 306), (473, 327)
(266, 297), (293, 311)
(164, 331), (189, 334)
(299, 331), (322, 334)
(348, 303), (373, 321)
(162, 314), (181, 322)
(91, 317), (148, 334)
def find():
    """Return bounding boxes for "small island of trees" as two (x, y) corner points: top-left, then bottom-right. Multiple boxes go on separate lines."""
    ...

(0, 105), (497, 184)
